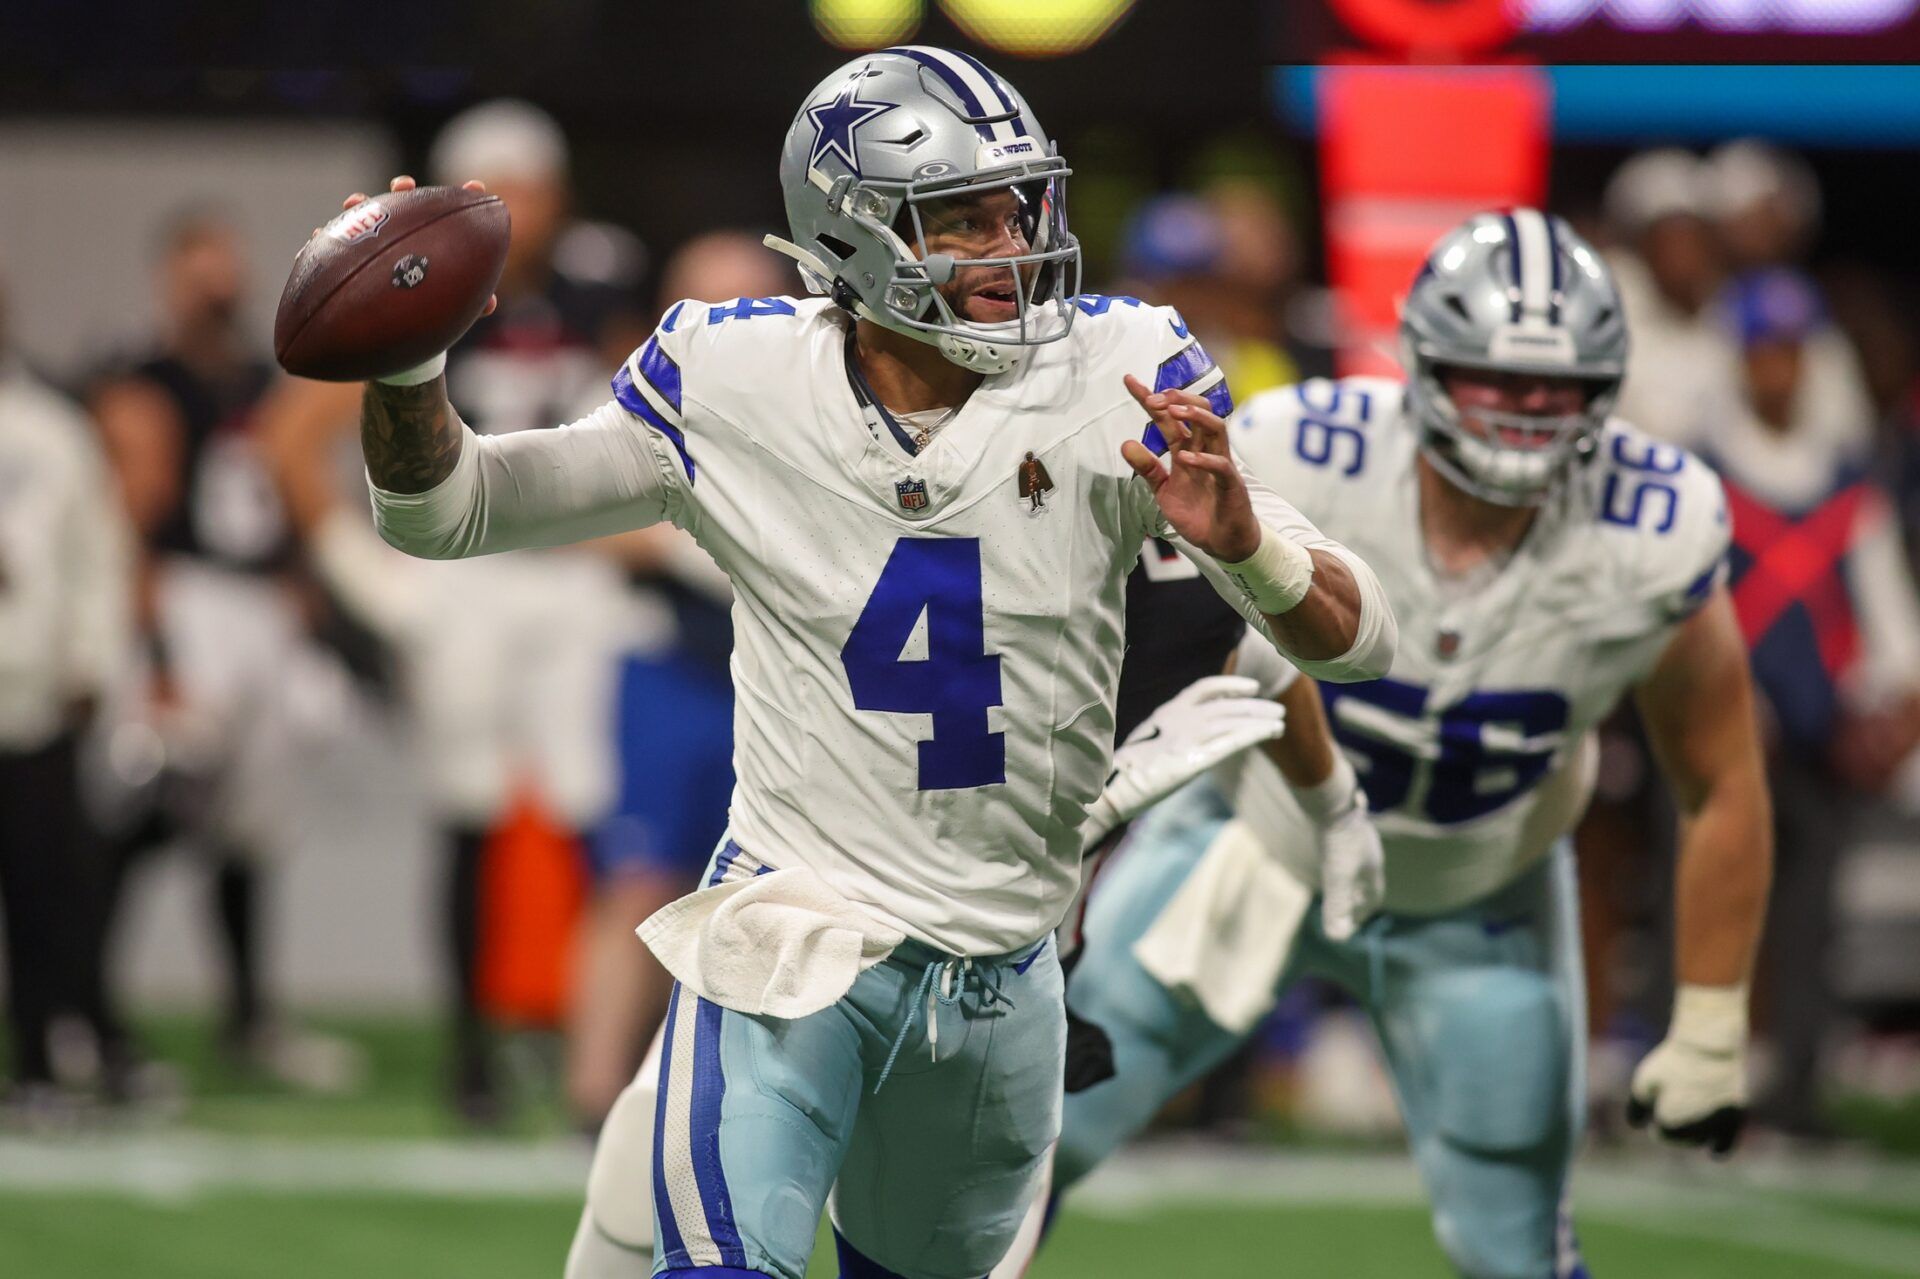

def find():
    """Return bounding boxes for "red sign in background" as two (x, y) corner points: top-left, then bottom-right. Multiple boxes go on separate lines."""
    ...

(1316, 63), (1549, 375)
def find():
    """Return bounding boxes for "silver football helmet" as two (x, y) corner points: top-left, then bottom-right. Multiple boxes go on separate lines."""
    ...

(1401, 208), (1629, 506)
(767, 46), (1080, 375)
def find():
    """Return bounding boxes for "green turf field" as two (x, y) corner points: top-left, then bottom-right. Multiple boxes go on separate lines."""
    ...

(3, 1188), (1920, 1279)
(5, 1016), (1919, 1277)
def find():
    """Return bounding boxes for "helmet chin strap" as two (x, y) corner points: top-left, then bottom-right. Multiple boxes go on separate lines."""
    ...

(853, 287), (1016, 374)
(763, 234), (835, 295)
(937, 329), (1018, 375)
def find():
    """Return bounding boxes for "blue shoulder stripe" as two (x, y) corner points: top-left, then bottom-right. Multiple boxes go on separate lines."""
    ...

(1204, 380), (1234, 420)
(1154, 341), (1216, 394)
(613, 364), (696, 485)
(1142, 344), (1232, 455)
(636, 335), (683, 413)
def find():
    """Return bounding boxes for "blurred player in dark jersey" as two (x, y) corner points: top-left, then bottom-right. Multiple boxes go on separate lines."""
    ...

(88, 210), (362, 1091)
(260, 100), (650, 1124)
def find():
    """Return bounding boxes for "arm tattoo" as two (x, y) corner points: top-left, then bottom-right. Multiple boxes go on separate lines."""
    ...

(360, 377), (463, 493)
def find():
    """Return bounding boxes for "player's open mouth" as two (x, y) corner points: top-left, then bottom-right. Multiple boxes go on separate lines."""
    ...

(1462, 413), (1562, 451)
(967, 286), (1019, 322)
(1494, 425), (1558, 450)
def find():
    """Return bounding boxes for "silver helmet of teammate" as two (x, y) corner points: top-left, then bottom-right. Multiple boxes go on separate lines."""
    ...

(1401, 208), (1628, 506)
(767, 46), (1080, 375)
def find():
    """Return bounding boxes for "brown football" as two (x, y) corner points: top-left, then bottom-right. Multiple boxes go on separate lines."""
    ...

(274, 186), (509, 382)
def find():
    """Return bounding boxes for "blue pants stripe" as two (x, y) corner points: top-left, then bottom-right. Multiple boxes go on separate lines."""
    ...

(652, 984), (689, 1266)
(692, 995), (746, 1269)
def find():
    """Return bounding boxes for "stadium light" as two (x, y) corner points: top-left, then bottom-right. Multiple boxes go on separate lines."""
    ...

(940, 0), (1136, 57)
(811, 0), (924, 50)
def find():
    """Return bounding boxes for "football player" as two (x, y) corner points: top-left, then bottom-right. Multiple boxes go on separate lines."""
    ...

(343, 47), (1395, 1279)
(995, 209), (1774, 1279)
(563, 619), (1387, 1279)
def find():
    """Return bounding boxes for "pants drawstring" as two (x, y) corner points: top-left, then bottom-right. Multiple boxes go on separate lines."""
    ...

(874, 955), (1015, 1094)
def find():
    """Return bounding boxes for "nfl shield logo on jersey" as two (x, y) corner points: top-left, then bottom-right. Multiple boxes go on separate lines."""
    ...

(896, 477), (929, 511)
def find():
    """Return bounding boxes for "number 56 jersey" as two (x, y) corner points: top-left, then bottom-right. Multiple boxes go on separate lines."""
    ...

(1225, 378), (1730, 915)
(616, 297), (1380, 956)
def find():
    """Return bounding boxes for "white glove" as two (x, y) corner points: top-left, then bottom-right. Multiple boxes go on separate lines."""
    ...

(1627, 984), (1749, 1156)
(1293, 753), (1383, 942)
(1080, 674), (1287, 848)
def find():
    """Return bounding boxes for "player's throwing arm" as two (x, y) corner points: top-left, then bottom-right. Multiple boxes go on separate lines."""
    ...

(278, 175), (682, 558)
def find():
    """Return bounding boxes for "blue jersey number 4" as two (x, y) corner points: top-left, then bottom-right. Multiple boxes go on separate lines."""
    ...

(842, 538), (1005, 790)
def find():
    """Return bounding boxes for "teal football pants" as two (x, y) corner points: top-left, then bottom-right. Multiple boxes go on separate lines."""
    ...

(1057, 781), (1590, 1279)
(651, 842), (1064, 1279)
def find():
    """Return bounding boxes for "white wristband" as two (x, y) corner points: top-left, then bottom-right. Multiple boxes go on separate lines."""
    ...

(1218, 526), (1315, 615)
(1669, 983), (1749, 1055)
(375, 351), (447, 387)
(1294, 752), (1362, 824)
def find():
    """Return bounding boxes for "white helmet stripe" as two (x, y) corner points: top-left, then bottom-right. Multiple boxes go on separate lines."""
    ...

(1510, 208), (1555, 325)
(895, 44), (1020, 142)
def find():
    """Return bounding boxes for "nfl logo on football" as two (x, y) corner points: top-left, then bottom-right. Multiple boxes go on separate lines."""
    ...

(326, 200), (390, 245)
(896, 477), (928, 511)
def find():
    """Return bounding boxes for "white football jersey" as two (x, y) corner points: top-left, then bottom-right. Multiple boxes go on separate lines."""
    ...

(1221, 377), (1730, 914)
(612, 296), (1377, 954)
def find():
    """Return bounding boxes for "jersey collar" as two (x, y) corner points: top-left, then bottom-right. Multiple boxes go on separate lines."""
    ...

(843, 325), (931, 460)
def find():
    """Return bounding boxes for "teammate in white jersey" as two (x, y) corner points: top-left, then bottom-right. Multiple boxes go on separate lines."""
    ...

(343, 47), (1394, 1279)
(995, 209), (1774, 1279)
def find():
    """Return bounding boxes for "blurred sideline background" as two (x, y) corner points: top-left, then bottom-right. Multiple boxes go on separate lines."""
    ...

(4, 3), (1920, 1277)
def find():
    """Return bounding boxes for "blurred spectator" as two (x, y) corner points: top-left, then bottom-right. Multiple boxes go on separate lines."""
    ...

(260, 377), (641, 1124)
(562, 230), (784, 1128)
(1822, 267), (1920, 569)
(1697, 268), (1920, 1134)
(426, 98), (651, 1126)
(1112, 193), (1299, 402)
(429, 99), (651, 426)
(1209, 178), (1336, 383)
(260, 99), (652, 1127)
(1820, 264), (1916, 428)
(1704, 139), (1823, 274)
(0, 269), (133, 1111)
(1602, 149), (1731, 444)
(1703, 140), (1877, 455)
(85, 211), (361, 1092)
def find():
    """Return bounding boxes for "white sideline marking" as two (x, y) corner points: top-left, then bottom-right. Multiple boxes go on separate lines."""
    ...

(1068, 1145), (1920, 1277)
(3, 1137), (1919, 1274)
(0, 1134), (591, 1200)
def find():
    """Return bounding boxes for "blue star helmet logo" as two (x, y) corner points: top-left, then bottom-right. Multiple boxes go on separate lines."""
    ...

(806, 77), (897, 178)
